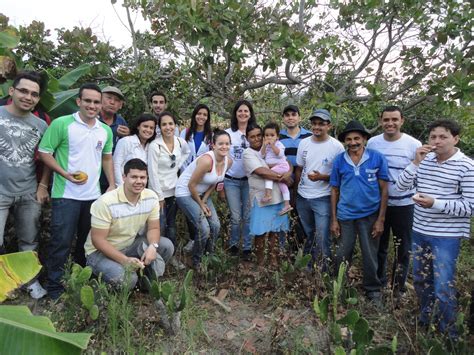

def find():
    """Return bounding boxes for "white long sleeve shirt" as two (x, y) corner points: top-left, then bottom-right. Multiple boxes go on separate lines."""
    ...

(113, 135), (148, 186)
(148, 136), (190, 200)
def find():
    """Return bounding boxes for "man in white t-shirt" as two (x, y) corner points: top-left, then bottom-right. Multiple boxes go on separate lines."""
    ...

(366, 106), (421, 296)
(295, 109), (345, 270)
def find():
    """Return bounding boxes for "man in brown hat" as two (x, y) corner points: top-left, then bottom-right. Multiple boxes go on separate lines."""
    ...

(329, 120), (389, 305)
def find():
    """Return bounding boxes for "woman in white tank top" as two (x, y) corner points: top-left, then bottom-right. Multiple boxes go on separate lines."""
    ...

(176, 130), (233, 269)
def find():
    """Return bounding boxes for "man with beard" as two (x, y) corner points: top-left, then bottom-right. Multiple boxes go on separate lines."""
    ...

(330, 120), (389, 306)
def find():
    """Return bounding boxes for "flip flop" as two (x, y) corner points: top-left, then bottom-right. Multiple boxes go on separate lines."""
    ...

(279, 206), (293, 216)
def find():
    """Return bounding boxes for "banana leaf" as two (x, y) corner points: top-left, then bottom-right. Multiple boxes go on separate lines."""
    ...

(0, 305), (92, 354)
(0, 251), (42, 302)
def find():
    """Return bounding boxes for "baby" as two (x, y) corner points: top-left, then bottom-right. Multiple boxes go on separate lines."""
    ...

(260, 122), (293, 215)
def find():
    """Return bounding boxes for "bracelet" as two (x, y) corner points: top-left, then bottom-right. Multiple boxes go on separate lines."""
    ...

(38, 183), (48, 189)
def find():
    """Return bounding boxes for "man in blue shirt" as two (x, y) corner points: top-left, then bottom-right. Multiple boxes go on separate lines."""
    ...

(330, 120), (389, 305)
(99, 86), (129, 192)
(279, 105), (311, 251)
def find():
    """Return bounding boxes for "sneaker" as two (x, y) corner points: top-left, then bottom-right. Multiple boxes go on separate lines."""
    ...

(170, 256), (186, 270)
(27, 280), (47, 299)
(242, 250), (252, 262)
(183, 240), (194, 254)
(228, 245), (239, 256)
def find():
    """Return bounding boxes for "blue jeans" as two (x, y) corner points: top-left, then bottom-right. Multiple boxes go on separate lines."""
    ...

(412, 231), (461, 336)
(224, 177), (251, 251)
(46, 198), (94, 299)
(86, 236), (174, 291)
(296, 194), (331, 269)
(377, 204), (414, 292)
(335, 213), (381, 295)
(0, 192), (41, 251)
(176, 196), (220, 266)
(160, 196), (178, 247)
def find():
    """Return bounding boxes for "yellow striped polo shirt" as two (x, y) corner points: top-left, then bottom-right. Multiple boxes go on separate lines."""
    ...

(84, 186), (160, 255)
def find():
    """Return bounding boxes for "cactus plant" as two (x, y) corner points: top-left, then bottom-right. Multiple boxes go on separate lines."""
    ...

(63, 264), (99, 320)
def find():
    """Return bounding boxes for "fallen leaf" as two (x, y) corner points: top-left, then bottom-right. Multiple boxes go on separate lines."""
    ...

(251, 317), (267, 331)
(242, 339), (257, 354)
(226, 330), (236, 340)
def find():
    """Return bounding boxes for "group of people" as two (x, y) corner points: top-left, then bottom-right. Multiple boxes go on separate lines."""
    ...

(1, 70), (472, 338)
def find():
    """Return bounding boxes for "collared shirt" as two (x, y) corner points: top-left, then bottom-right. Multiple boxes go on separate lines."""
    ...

(39, 112), (113, 200)
(84, 186), (160, 255)
(330, 148), (389, 220)
(279, 127), (312, 167)
(99, 113), (128, 153)
(397, 150), (473, 238)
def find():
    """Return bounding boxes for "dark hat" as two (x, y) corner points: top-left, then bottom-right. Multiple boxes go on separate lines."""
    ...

(337, 120), (371, 142)
(282, 104), (300, 115)
(102, 86), (124, 100)
(309, 108), (331, 122)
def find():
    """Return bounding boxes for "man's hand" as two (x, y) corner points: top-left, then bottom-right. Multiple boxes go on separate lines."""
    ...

(117, 125), (130, 137)
(159, 200), (165, 210)
(36, 185), (50, 203)
(124, 257), (145, 269)
(414, 145), (435, 165)
(331, 220), (341, 237)
(141, 245), (157, 266)
(412, 193), (435, 208)
(371, 219), (384, 238)
(308, 170), (324, 181)
(66, 173), (88, 185)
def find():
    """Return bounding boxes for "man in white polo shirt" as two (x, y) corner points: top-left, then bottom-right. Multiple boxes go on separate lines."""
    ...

(39, 83), (115, 299)
(367, 106), (421, 297)
(85, 158), (174, 290)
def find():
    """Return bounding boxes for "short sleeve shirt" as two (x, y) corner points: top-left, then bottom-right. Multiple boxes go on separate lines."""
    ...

(330, 148), (389, 220)
(84, 186), (160, 255)
(39, 113), (113, 200)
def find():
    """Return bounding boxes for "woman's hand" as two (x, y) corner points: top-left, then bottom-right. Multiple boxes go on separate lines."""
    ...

(200, 202), (212, 217)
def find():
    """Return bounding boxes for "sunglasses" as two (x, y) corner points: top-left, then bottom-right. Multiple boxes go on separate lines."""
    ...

(241, 135), (248, 149)
(169, 154), (176, 168)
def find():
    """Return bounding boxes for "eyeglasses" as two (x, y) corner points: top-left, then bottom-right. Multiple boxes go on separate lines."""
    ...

(169, 154), (176, 168)
(241, 135), (247, 149)
(14, 87), (40, 99)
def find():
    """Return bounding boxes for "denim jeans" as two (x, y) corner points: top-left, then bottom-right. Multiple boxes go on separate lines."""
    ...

(0, 192), (41, 251)
(224, 177), (251, 251)
(335, 213), (382, 295)
(176, 195), (220, 266)
(86, 236), (174, 291)
(412, 231), (461, 336)
(46, 198), (94, 298)
(160, 196), (178, 247)
(296, 194), (331, 269)
(377, 204), (414, 292)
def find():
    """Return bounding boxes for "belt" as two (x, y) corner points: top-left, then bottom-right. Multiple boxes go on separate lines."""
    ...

(225, 174), (248, 181)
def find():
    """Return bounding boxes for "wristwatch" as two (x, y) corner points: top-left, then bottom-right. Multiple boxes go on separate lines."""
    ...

(151, 242), (159, 250)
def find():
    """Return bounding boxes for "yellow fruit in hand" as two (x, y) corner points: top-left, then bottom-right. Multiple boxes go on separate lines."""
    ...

(72, 171), (88, 181)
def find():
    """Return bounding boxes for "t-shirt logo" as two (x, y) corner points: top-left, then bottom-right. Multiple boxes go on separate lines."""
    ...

(96, 140), (103, 151)
(366, 168), (379, 182)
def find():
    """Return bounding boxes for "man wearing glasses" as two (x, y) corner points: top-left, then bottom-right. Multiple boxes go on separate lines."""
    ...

(0, 71), (50, 298)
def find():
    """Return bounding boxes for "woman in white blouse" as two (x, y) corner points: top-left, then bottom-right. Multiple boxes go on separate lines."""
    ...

(113, 113), (156, 186)
(148, 111), (191, 267)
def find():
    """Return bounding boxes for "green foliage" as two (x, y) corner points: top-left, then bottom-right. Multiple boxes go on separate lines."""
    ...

(281, 248), (312, 274)
(62, 264), (99, 320)
(0, 305), (92, 355)
(313, 263), (396, 354)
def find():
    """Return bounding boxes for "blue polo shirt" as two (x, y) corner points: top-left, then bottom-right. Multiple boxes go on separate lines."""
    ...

(99, 113), (128, 153)
(280, 127), (312, 167)
(330, 148), (389, 221)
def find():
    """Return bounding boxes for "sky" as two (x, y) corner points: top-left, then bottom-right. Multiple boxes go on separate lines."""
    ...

(2, 0), (150, 48)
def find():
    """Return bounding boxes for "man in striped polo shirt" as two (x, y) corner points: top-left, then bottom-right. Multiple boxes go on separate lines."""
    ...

(280, 105), (311, 250)
(39, 83), (116, 299)
(84, 159), (174, 290)
(397, 119), (473, 337)
(367, 106), (421, 297)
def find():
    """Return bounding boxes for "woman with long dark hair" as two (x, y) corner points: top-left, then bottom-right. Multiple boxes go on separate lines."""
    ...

(224, 99), (257, 260)
(113, 113), (156, 186)
(148, 111), (190, 269)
